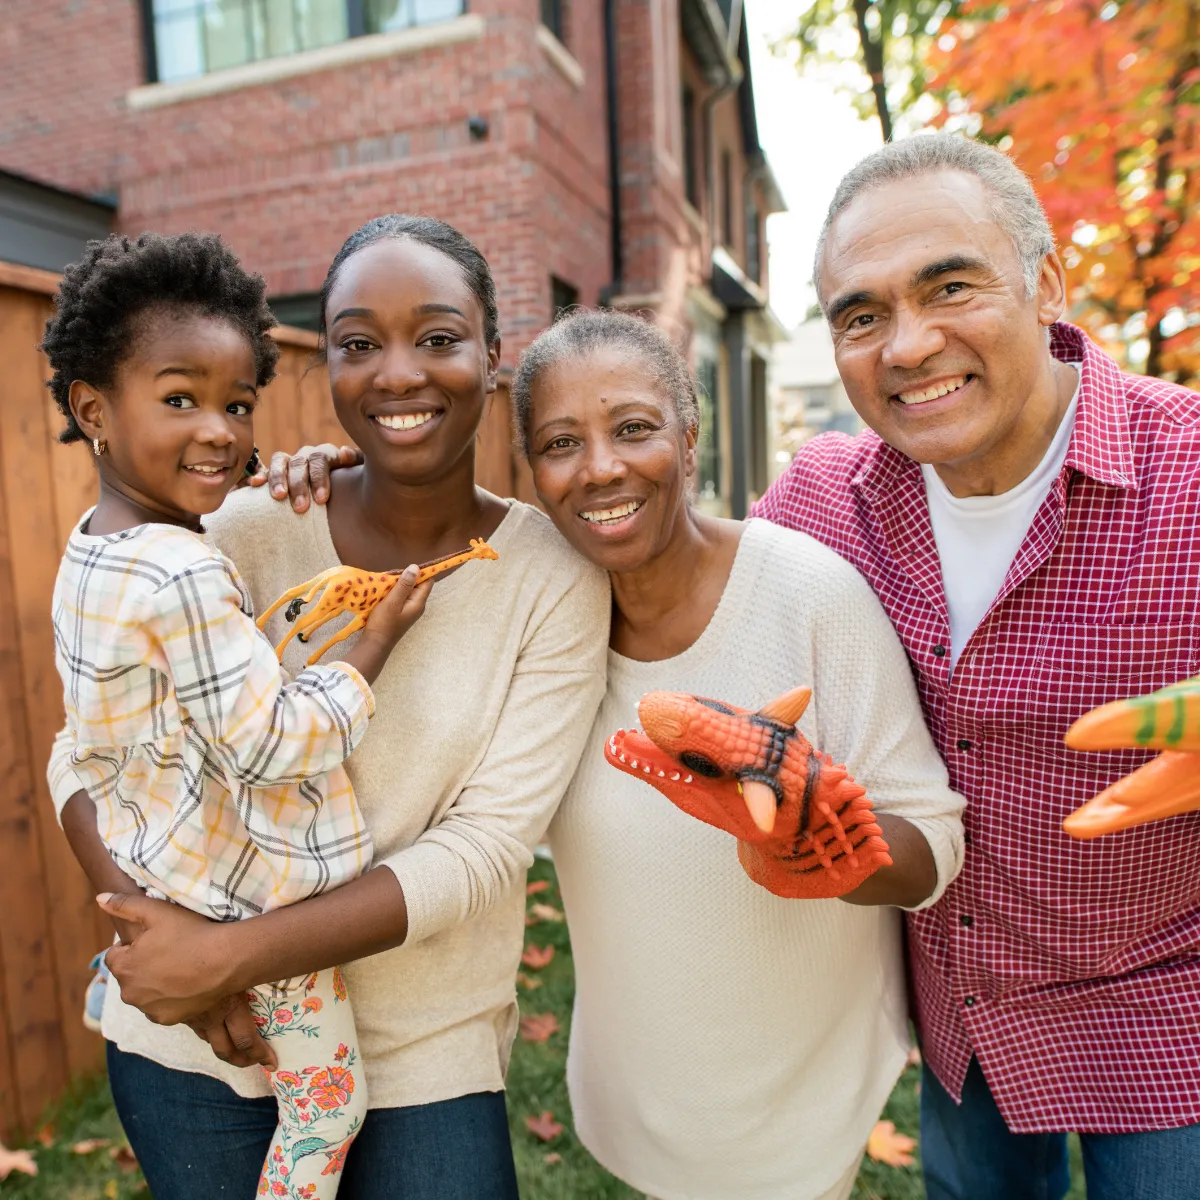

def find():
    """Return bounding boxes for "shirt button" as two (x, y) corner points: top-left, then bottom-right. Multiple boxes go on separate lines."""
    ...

(933, 645), (947, 658)
(964, 995), (976, 1008)
(960, 914), (974, 928)
(957, 738), (973, 752)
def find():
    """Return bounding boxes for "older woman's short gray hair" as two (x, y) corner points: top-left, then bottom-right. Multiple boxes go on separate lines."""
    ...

(814, 133), (1056, 305)
(511, 308), (701, 455)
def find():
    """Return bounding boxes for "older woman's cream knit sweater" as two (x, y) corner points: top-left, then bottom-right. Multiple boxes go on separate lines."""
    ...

(550, 518), (965, 1200)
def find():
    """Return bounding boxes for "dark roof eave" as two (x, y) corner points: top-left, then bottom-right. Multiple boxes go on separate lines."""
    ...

(711, 246), (768, 311)
(0, 166), (117, 212)
(681, 0), (740, 85)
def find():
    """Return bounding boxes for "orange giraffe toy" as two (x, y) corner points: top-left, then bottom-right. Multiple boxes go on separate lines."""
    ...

(257, 538), (499, 665)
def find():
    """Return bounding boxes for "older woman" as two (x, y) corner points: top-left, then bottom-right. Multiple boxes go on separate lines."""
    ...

(93, 300), (962, 1198)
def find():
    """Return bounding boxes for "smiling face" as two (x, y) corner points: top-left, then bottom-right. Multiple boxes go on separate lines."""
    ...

(323, 238), (499, 484)
(69, 308), (258, 523)
(819, 169), (1068, 484)
(525, 347), (697, 573)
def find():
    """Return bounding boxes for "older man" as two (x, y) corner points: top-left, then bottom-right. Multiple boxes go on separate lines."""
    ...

(755, 134), (1200, 1200)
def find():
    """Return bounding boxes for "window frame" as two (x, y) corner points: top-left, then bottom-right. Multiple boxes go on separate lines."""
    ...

(140, 0), (466, 85)
(540, 0), (566, 43)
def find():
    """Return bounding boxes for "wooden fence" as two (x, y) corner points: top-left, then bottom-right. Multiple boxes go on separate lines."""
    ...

(0, 260), (532, 1140)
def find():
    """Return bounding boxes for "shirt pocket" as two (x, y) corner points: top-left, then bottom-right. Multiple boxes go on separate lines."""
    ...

(1029, 622), (1196, 741)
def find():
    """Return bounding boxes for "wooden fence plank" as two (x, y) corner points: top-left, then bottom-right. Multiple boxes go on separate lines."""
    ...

(0, 291), (102, 1084)
(0, 291), (70, 1138)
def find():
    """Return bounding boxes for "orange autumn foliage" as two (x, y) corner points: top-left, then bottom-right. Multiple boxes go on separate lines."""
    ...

(928, 0), (1200, 384)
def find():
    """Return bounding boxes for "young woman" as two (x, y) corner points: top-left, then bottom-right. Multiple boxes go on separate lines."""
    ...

(45, 231), (430, 1199)
(53, 217), (609, 1199)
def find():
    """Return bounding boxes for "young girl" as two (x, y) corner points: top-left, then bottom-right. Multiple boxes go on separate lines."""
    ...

(44, 232), (428, 1199)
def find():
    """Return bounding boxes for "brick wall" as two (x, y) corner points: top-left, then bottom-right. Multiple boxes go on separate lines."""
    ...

(1, 1), (612, 370)
(0, 1), (143, 197)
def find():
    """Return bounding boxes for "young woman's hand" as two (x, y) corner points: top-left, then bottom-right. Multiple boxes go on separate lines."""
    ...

(245, 443), (363, 512)
(97, 891), (241, 1024)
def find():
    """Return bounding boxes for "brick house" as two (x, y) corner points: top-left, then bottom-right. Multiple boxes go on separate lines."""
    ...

(1, 0), (784, 515)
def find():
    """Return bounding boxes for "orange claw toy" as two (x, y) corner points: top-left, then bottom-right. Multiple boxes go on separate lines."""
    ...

(1063, 672), (1200, 839)
(256, 538), (498, 666)
(605, 686), (892, 899)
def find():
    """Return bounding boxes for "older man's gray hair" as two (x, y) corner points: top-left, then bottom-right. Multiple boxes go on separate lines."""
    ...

(815, 133), (1056, 307)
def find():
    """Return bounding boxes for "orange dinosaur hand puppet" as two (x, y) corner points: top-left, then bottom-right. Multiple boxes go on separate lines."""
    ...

(256, 538), (498, 665)
(1062, 671), (1200, 839)
(605, 686), (892, 899)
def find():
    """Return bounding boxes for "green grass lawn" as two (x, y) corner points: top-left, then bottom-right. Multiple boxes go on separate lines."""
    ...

(5, 858), (1086, 1199)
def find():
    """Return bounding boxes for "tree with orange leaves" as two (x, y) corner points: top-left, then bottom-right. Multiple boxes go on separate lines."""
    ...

(928, 0), (1200, 383)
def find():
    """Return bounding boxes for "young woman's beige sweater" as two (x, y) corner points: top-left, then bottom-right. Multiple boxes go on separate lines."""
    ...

(549, 518), (966, 1200)
(57, 486), (610, 1109)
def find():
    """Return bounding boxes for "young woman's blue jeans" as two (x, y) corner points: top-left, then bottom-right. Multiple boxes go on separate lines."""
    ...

(107, 1042), (520, 1199)
(921, 1056), (1200, 1200)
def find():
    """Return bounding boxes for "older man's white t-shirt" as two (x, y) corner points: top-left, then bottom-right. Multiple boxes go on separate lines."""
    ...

(920, 379), (1080, 668)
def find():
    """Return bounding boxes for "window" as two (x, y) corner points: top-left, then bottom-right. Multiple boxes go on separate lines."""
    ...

(681, 86), (698, 207)
(269, 291), (322, 332)
(745, 195), (762, 284)
(720, 149), (733, 248)
(145, 0), (464, 84)
(540, 0), (565, 42)
(694, 356), (721, 502)
(551, 276), (579, 323)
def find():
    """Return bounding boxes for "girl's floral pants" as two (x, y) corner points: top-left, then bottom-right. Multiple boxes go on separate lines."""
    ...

(249, 966), (365, 1199)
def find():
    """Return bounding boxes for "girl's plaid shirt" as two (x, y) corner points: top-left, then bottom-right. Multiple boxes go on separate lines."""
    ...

(48, 519), (374, 921)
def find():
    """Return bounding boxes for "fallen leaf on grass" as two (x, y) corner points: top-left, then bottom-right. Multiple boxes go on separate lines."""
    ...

(0, 1142), (37, 1180)
(529, 903), (564, 923)
(104, 1181), (120, 1199)
(526, 880), (550, 896)
(34, 1124), (55, 1148)
(866, 1120), (916, 1168)
(521, 943), (555, 970)
(520, 1012), (560, 1042)
(516, 971), (543, 991)
(526, 1111), (563, 1142)
(72, 1138), (111, 1155)
(543, 1152), (562, 1165)
(110, 1143), (139, 1170)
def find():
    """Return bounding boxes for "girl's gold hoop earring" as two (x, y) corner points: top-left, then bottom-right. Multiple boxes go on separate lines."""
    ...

(92, 438), (107, 456)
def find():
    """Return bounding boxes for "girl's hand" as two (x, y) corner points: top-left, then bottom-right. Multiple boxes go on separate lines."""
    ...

(255, 444), (363, 512)
(97, 892), (240, 1025)
(186, 994), (278, 1070)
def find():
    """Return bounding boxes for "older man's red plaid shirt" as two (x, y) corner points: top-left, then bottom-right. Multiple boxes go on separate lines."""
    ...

(754, 323), (1200, 1133)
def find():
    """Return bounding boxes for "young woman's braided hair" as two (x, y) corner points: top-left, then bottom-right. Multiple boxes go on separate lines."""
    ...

(42, 232), (279, 444)
(511, 308), (700, 455)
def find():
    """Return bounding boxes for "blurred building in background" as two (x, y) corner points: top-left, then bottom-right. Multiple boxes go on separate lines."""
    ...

(0, 0), (785, 515)
(769, 316), (862, 470)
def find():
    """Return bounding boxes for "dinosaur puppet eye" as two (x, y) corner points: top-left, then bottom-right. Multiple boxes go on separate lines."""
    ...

(678, 751), (723, 778)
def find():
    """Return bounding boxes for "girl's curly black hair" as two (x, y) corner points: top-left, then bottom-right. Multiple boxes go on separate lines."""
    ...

(41, 232), (279, 444)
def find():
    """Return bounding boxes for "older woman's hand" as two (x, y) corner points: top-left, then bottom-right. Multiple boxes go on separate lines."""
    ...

(245, 443), (363, 512)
